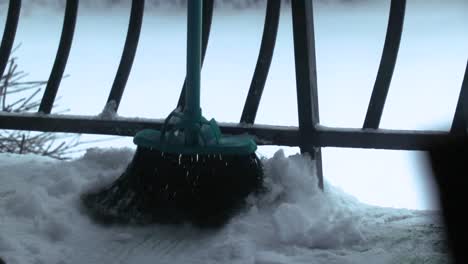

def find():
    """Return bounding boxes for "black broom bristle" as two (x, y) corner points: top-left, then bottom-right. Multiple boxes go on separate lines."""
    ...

(82, 146), (264, 228)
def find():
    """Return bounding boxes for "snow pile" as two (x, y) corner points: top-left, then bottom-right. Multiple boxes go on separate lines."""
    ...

(0, 149), (448, 264)
(244, 151), (365, 249)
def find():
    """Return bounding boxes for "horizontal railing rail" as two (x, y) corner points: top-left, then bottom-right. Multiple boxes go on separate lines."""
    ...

(0, 111), (457, 151)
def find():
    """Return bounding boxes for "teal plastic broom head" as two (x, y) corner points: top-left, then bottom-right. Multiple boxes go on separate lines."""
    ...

(134, 113), (257, 155)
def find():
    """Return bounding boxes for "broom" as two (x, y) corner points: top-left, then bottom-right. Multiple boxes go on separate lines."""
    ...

(82, 0), (263, 228)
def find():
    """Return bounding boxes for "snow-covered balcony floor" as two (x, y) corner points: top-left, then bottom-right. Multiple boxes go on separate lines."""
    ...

(0, 149), (447, 264)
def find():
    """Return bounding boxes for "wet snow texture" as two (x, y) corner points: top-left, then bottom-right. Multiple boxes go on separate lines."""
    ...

(0, 149), (448, 264)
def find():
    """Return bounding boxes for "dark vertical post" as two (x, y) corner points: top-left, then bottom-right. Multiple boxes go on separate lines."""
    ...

(291, 0), (323, 190)
(240, 0), (281, 124)
(451, 60), (468, 135)
(39, 0), (78, 114)
(106, 0), (144, 112)
(363, 0), (406, 129)
(177, 0), (214, 110)
(0, 0), (21, 81)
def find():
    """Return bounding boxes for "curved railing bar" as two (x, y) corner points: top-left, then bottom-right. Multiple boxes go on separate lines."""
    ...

(106, 0), (144, 112)
(363, 0), (406, 129)
(240, 0), (281, 124)
(0, 0), (21, 82)
(451, 60), (468, 135)
(177, 0), (214, 110)
(39, 0), (78, 114)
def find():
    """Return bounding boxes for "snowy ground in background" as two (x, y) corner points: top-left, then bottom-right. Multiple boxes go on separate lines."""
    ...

(0, 149), (448, 264)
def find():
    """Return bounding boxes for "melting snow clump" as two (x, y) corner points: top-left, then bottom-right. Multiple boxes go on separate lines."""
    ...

(97, 100), (119, 119)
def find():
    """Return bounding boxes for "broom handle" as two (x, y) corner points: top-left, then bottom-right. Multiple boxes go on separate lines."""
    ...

(185, 0), (202, 123)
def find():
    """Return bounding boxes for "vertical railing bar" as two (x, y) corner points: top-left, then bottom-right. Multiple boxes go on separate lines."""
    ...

(451, 60), (468, 135)
(106, 0), (144, 112)
(291, 0), (323, 190)
(0, 0), (21, 82)
(363, 0), (406, 129)
(177, 0), (214, 110)
(38, 0), (78, 114)
(240, 0), (281, 124)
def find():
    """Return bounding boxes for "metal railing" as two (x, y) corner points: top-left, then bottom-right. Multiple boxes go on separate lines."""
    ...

(1, 0), (467, 190)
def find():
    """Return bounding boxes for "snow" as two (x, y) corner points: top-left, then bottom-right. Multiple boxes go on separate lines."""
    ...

(97, 100), (119, 120)
(0, 149), (449, 264)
